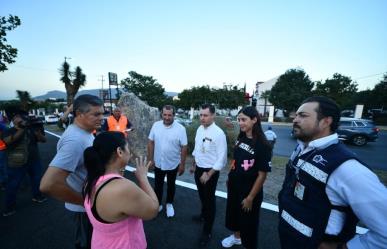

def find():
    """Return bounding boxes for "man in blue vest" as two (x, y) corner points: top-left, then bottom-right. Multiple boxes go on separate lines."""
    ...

(278, 96), (387, 249)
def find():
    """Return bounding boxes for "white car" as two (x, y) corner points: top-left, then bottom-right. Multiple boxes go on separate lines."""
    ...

(44, 115), (59, 124)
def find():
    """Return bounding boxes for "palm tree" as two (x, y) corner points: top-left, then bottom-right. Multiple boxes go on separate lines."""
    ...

(16, 90), (34, 111)
(59, 62), (86, 106)
(260, 90), (271, 117)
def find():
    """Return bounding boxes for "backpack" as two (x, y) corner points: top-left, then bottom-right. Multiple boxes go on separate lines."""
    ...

(7, 131), (29, 167)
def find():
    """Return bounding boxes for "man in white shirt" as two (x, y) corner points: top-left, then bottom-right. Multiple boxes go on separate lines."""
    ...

(147, 105), (187, 218)
(190, 104), (227, 247)
(278, 96), (387, 249)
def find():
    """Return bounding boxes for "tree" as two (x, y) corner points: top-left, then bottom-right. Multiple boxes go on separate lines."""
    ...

(177, 85), (212, 109)
(214, 85), (245, 109)
(176, 84), (245, 110)
(0, 15), (21, 72)
(260, 90), (271, 116)
(313, 73), (358, 109)
(59, 62), (87, 106)
(372, 73), (387, 109)
(120, 71), (171, 108)
(16, 90), (35, 111)
(269, 69), (314, 115)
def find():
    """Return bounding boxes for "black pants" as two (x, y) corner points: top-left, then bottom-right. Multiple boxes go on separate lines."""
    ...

(154, 166), (178, 204)
(226, 186), (263, 249)
(67, 211), (92, 249)
(194, 167), (219, 235)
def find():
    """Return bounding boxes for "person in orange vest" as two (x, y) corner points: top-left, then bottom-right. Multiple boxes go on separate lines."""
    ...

(0, 123), (8, 190)
(101, 107), (132, 136)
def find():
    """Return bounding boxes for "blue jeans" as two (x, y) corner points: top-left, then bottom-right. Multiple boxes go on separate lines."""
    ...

(5, 159), (43, 209)
(0, 150), (7, 184)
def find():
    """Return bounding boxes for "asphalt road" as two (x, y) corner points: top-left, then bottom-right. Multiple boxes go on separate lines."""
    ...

(0, 132), (281, 249)
(262, 124), (387, 170)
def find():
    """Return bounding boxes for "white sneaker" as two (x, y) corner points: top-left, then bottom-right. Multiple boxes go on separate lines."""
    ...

(221, 234), (242, 248)
(158, 205), (163, 212)
(166, 203), (174, 217)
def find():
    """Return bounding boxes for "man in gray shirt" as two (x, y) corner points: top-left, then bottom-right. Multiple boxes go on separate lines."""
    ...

(40, 95), (104, 249)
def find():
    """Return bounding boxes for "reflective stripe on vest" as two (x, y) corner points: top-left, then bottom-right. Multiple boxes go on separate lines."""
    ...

(0, 140), (6, 150)
(281, 210), (313, 237)
(107, 116), (127, 134)
(296, 159), (328, 183)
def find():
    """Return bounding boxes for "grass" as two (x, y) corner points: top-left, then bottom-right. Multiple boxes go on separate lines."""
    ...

(372, 169), (387, 186)
(271, 156), (288, 169)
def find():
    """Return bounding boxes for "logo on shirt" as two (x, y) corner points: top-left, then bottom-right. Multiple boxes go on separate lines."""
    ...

(241, 159), (254, 171)
(312, 155), (328, 166)
(238, 142), (255, 155)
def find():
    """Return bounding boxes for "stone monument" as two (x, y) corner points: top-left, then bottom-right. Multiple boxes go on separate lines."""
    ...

(118, 92), (160, 161)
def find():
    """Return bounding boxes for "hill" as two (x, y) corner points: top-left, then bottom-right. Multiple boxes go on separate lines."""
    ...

(33, 89), (178, 101)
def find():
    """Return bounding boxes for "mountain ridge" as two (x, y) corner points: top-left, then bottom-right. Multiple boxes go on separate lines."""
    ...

(33, 89), (178, 101)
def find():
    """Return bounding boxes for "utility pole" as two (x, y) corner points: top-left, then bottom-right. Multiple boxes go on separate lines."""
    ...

(98, 75), (105, 111)
(64, 56), (71, 63)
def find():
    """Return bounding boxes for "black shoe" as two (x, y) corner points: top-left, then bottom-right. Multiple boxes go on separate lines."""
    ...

(199, 233), (211, 247)
(32, 195), (47, 203)
(192, 214), (204, 223)
(3, 206), (16, 217)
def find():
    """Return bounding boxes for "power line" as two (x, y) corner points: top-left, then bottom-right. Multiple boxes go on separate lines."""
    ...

(353, 72), (385, 80)
(11, 65), (57, 73)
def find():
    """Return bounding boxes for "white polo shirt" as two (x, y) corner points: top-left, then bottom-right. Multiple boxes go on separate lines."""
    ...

(192, 122), (227, 171)
(148, 120), (187, 170)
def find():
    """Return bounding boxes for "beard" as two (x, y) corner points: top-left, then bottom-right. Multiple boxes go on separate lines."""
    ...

(293, 124), (319, 142)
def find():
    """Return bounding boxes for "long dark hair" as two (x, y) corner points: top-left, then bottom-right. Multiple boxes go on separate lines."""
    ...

(237, 106), (270, 148)
(83, 131), (127, 200)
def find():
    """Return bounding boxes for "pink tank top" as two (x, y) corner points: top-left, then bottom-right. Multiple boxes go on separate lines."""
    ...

(84, 173), (147, 249)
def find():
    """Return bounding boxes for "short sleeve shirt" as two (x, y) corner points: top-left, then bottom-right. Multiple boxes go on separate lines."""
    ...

(229, 137), (271, 195)
(49, 124), (95, 212)
(148, 120), (187, 170)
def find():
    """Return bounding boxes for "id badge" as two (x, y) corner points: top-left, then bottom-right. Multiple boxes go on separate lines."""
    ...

(294, 181), (305, 200)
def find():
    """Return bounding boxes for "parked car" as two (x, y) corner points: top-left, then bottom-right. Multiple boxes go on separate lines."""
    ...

(290, 117), (379, 146)
(175, 117), (192, 126)
(337, 117), (379, 146)
(44, 115), (59, 124)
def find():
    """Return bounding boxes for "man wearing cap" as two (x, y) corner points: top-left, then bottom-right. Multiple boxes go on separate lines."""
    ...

(264, 126), (277, 159)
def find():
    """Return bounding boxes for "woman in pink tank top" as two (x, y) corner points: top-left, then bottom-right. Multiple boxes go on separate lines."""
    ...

(83, 131), (159, 249)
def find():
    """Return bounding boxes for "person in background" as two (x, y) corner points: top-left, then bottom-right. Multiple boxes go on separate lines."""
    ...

(83, 131), (158, 249)
(0, 123), (8, 190)
(222, 106), (271, 249)
(190, 103), (227, 247)
(40, 94), (104, 249)
(59, 104), (74, 129)
(147, 105), (188, 218)
(101, 107), (132, 136)
(278, 96), (387, 249)
(264, 126), (277, 159)
(2, 111), (47, 217)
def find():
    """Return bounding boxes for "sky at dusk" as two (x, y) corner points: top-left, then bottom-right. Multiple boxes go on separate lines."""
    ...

(1, 0), (386, 100)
